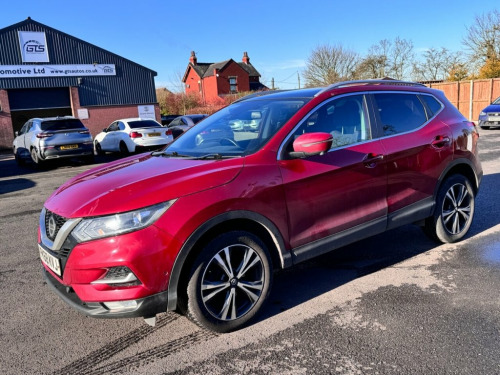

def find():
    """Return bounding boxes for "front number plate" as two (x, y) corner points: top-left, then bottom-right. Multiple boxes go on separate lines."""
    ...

(39, 245), (61, 276)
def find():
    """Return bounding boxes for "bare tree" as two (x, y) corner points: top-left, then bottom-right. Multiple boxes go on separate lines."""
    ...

(303, 44), (359, 86)
(389, 37), (414, 79)
(463, 9), (500, 64)
(412, 48), (462, 81)
(355, 38), (414, 80)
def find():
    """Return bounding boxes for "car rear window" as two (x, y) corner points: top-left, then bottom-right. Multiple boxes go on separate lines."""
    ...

(40, 119), (86, 131)
(128, 120), (162, 129)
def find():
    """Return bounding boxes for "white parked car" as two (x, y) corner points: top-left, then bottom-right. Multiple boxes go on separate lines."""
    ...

(94, 118), (173, 155)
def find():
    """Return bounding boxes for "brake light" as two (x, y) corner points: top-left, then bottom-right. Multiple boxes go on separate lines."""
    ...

(129, 132), (142, 138)
(36, 133), (54, 138)
(165, 129), (172, 136)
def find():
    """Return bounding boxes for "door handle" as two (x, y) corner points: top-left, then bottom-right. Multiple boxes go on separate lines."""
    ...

(431, 135), (451, 148)
(363, 153), (384, 168)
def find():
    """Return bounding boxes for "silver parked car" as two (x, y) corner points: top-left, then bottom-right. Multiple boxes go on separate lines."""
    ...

(13, 116), (94, 166)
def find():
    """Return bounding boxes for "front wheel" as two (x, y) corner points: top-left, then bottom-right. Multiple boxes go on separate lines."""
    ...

(186, 231), (273, 333)
(424, 174), (475, 243)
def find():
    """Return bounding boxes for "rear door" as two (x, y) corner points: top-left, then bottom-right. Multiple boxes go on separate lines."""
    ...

(278, 94), (387, 260)
(371, 92), (453, 228)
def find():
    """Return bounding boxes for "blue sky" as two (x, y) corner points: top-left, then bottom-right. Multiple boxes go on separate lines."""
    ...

(2, 0), (499, 90)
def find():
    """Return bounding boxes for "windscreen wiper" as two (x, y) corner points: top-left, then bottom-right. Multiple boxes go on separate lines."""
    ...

(194, 153), (240, 160)
(151, 151), (193, 158)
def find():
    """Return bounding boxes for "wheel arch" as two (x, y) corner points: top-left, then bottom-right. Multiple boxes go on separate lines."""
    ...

(166, 210), (290, 312)
(436, 158), (481, 198)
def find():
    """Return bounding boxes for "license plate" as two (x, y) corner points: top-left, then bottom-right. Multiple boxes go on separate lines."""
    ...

(148, 133), (161, 137)
(39, 245), (61, 276)
(60, 144), (78, 150)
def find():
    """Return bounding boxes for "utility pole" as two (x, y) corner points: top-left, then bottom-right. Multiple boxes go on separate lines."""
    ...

(297, 72), (301, 89)
(271, 78), (275, 90)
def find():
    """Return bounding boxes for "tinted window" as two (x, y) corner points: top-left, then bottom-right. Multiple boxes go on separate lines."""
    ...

(128, 120), (162, 129)
(420, 94), (442, 117)
(40, 119), (85, 131)
(373, 93), (427, 136)
(292, 94), (371, 149)
(189, 115), (207, 124)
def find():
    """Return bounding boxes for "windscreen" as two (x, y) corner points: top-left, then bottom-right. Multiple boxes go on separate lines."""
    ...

(165, 98), (308, 157)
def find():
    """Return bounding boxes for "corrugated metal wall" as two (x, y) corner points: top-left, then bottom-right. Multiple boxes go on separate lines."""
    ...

(0, 18), (157, 106)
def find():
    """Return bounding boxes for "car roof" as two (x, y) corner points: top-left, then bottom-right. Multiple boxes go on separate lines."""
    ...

(235, 80), (429, 103)
(117, 118), (160, 122)
(29, 116), (78, 122)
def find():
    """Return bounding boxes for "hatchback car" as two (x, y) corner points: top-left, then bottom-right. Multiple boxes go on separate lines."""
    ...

(13, 116), (94, 166)
(38, 80), (482, 333)
(94, 118), (173, 155)
(478, 96), (500, 129)
(167, 114), (208, 139)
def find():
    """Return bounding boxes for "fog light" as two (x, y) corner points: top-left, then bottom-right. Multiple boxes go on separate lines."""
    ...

(91, 266), (140, 286)
(103, 300), (138, 312)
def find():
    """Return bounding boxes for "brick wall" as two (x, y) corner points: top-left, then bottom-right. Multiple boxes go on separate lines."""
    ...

(0, 89), (14, 150)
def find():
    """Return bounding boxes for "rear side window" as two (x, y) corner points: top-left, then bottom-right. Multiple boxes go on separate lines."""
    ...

(419, 94), (442, 117)
(41, 119), (86, 131)
(373, 93), (427, 136)
(128, 120), (161, 129)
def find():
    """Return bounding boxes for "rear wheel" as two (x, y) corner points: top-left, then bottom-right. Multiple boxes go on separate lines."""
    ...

(119, 142), (129, 155)
(30, 147), (43, 167)
(186, 231), (273, 333)
(424, 174), (475, 243)
(480, 125), (490, 130)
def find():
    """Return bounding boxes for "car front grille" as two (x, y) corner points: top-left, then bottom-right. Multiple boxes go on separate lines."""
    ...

(44, 209), (68, 241)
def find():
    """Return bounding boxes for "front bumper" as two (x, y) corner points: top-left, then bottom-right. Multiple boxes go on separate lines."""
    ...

(42, 267), (169, 318)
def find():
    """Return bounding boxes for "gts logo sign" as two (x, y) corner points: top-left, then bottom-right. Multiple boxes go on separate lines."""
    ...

(23, 40), (45, 53)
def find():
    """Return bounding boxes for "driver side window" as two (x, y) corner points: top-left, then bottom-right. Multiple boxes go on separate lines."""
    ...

(294, 94), (371, 149)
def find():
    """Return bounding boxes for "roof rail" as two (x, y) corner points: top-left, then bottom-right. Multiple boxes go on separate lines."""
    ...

(315, 79), (425, 96)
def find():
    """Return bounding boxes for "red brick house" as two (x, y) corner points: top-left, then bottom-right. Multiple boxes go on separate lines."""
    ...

(182, 51), (267, 102)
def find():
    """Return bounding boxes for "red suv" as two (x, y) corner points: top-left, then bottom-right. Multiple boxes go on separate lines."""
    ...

(38, 80), (482, 332)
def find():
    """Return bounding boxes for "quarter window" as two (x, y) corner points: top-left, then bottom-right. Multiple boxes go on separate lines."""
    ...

(419, 94), (442, 117)
(373, 93), (428, 136)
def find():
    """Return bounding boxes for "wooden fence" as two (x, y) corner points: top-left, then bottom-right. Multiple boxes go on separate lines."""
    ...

(426, 78), (500, 121)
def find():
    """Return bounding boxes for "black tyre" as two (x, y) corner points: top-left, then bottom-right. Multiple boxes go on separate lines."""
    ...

(480, 126), (490, 130)
(119, 142), (129, 155)
(95, 142), (104, 156)
(186, 231), (273, 333)
(14, 149), (25, 166)
(424, 174), (475, 243)
(30, 147), (43, 167)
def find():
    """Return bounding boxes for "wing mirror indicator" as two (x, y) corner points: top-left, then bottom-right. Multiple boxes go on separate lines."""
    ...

(289, 132), (333, 159)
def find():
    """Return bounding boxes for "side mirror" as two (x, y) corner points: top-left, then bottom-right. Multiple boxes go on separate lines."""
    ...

(289, 132), (332, 159)
(102, 128), (108, 133)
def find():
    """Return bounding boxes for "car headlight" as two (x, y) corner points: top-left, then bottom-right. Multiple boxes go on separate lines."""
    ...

(72, 200), (175, 242)
(480, 111), (486, 116)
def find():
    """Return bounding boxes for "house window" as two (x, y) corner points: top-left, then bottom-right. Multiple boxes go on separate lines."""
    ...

(229, 77), (238, 93)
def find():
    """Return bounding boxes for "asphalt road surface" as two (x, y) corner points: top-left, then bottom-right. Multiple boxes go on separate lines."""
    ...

(1, 129), (499, 375)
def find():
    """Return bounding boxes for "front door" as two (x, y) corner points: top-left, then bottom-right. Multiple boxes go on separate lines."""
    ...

(278, 94), (387, 261)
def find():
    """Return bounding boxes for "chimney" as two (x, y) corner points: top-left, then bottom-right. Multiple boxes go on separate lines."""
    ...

(189, 51), (197, 65)
(242, 51), (250, 65)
